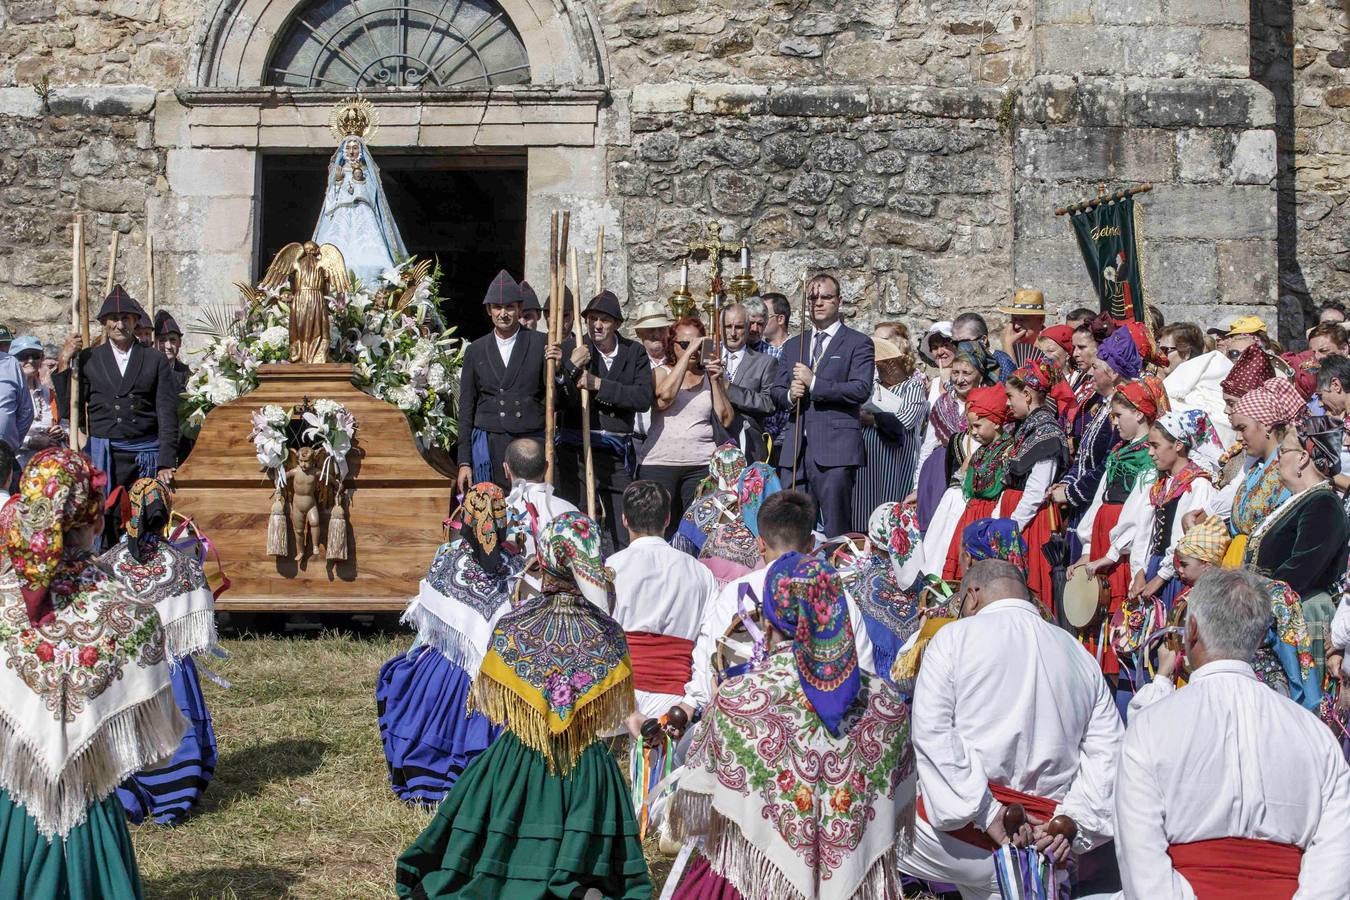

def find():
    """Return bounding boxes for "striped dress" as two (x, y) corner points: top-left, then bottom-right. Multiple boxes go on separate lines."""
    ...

(851, 373), (929, 533)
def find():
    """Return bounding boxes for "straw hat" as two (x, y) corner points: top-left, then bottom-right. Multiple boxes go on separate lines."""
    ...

(631, 300), (674, 330)
(995, 289), (1047, 316)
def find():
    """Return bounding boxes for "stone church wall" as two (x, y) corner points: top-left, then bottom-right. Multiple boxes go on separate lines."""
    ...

(0, 0), (1334, 345)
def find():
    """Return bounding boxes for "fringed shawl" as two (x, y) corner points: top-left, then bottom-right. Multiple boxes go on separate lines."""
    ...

(100, 538), (218, 663)
(1006, 406), (1069, 480)
(668, 651), (915, 900)
(0, 558), (182, 838)
(471, 587), (633, 774)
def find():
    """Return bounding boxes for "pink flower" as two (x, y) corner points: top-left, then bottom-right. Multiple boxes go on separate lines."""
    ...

(78, 646), (99, 668)
(34, 642), (54, 662)
(776, 770), (795, 792)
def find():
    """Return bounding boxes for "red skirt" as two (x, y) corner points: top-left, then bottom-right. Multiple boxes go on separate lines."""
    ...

(1083, 502), (1130, 675)
(942, 498), (998, 582)
(998, 490), (1057, 614)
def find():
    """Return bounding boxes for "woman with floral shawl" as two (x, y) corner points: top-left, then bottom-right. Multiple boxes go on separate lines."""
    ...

(107, 477), (219, 825)
(396, 511), (650, 899)
(920, 384), (1012, 583)
(672, 443), (747, 557)
(913, 341), (997, 529)
(851, 502), (927, 682)
(1223, 376), (1303, 567)
(377, 482), (524, 805)
(0, 448), (183, 898)
(698, 462), (781, 586)
(1000, 357), (1071, 609)
(664, 553), (915, 900)
(1073, 379), (1162, 675)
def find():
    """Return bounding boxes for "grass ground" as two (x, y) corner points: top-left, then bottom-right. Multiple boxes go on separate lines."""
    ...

(130, 629), (676, 899)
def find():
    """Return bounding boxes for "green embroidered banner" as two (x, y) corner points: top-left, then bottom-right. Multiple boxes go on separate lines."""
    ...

(1068, 195), (1145, 322)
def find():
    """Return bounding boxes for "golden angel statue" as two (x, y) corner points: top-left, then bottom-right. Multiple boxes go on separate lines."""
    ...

(260, 240), (351, 364)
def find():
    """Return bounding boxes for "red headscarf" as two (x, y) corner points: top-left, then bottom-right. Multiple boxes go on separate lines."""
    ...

(1220, 344), (1276, 399)
(967, 385), (1011, 425)
(1040, 325), (1075, 355)
(1116, 379), (1159, 421)
(1233, 376), (1308, 429)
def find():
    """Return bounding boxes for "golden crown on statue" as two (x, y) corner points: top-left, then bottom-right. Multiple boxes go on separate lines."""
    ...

(329, 97), (379, 142)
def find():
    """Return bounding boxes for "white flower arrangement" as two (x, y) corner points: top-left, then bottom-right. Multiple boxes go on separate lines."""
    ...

(183, 257), (464, 455)
(248, 399), (358, 487)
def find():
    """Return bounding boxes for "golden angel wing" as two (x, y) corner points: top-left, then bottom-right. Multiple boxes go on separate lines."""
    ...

(316, 243), (352, 293)
(259, 242), (305, 291)
(392, 259), (434, 313)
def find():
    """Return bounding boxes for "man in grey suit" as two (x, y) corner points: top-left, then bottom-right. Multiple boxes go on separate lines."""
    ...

(720, 303), (778, 463)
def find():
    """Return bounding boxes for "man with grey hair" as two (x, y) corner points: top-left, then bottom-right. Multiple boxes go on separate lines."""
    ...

(1114, 568), (1350, 898)
(720, 303), (777, 462)
(742, 295), (768, 351)
(898, 558), (1122, 898)
(952, 312), (1016, 381)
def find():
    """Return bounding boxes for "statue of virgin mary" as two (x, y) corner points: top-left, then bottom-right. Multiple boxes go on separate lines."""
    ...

(312, 99), (408, 286)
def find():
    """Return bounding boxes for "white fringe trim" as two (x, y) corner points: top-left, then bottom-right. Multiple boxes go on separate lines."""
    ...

(0, 685), (186, 839)
(162, 607), (220, 663)
(669, 790), (909, 900)
(401, 603), (485, 676)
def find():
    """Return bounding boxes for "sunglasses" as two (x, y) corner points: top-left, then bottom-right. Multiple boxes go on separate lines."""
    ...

(15, 354), (40, 364)
(674, 340), (693, 349)
(1158, 345), (1178, 354)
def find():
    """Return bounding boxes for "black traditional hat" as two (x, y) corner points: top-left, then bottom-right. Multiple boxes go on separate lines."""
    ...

(482, 270), (523, 307)
(543, 287), (576, 315)
(518, 280), (542, 313)
(153, 309), (182, 338)
(96, 284), (139, 321)
(584, 290), (623, 323)
(136, 309), (152, 332)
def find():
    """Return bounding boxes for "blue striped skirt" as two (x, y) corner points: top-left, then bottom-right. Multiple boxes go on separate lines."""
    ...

(376, 644), (500, 807)
(116, 655), (217, 825)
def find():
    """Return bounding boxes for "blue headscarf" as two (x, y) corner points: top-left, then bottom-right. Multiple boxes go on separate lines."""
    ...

(960, 517), (1028, 570)
(764, 553), (861, 737)
(737, 462), (781, 538)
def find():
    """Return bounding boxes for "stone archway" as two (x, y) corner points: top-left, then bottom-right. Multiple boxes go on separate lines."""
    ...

(192, 0), (608, 88)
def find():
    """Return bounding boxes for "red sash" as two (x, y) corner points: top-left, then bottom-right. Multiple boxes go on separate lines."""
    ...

(1167, 837), (1302, 900)
(625, 631), (694, 696)
(917, 784), (1059, 852)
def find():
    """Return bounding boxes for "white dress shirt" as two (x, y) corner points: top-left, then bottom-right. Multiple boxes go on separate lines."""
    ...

(1009, 458), (1055, 530)
(494, 327), (519, 368)
(1115, 659), (1350, 899)
(723, 347), (745, 383)
(1075, 467), (1156, 560)
(111, 342), (132, 376)
(608, 535), (718, 718)
(1109, 473), (1219, 581)
(808, 320), (843, 372)
(912, 598), (1123, 851)
(506, 480), (578, 559)
(681, 560), (876, 712)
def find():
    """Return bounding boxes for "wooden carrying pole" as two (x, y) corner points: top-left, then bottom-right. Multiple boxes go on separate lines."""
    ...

(1054, 182), (1153, 217)
(791, 270), (809, 490)
(544, 213), (560, 484)
(587, 227), (603, 518)
(144, 234), (155, 317)
(69, 215), (84, 450)
(104, 231), (118, 297)
(570, 245), (595, 520)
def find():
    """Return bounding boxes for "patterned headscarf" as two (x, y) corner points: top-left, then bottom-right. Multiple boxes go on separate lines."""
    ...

(0, 447), (106, 625)
(1096, 326), (1143, 380)
(960, 518), (1028, 570)
(1234, 377), (1308, 429)
(1157, 409), (1226, 476)
(764, 553), (860, 737)
(1175, 514), (1230, 565)
(707, 443), (748, 493)
(867, 501), (922, 587)
(458, 482), (509, 574)
(538, 511), (613, 609)
(1012, 357), (1062, 395)
(736, 462), (780, 538)
(1221, 344), (1276, 398)
(1116, 379), (1159, 421)
(1296, 415), (1343, 479)
(953, 340), (1001, 385)
(125, 476), (170, 564)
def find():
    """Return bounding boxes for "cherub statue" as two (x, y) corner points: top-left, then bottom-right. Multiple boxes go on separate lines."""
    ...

(259, 240), (351, 364)
(286, 446), (324, 560)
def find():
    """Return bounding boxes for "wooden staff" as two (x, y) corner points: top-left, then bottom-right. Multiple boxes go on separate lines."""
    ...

(588, 227), (604, 519)
(791, 270), (809, 491)
(570, 245), (595, 520)
(544, 213), (560, 485)
(104, 231), (118, 297)
(68, 215), (83, 450)
(144, 234), (155, 318)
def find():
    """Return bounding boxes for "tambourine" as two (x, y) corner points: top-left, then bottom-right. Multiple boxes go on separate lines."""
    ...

(1063, 568), (1105, 629)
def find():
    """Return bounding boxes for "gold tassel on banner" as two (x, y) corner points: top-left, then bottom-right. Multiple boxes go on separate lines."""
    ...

(266, 491), (290, 557)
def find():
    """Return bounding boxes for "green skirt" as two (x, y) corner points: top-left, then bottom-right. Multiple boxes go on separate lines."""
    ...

(396, 731), (652, 900)
(0, 788), (142, 900)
